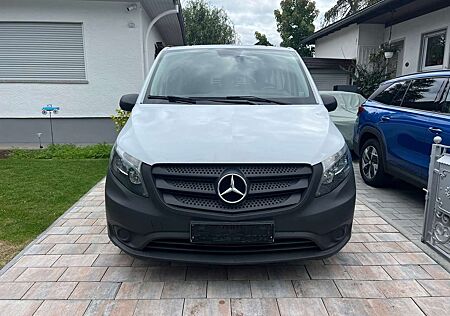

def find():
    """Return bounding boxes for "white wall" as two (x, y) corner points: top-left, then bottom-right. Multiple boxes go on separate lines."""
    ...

(385, 7), (450, 75)
(0, 0), (162, 118)
(315, 24), (359, 59)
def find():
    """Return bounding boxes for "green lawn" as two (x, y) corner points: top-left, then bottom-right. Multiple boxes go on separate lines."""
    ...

(0, 158), (108, 267)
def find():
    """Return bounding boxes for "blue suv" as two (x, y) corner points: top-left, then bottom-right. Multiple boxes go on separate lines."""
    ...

(354, 71), (450, 187)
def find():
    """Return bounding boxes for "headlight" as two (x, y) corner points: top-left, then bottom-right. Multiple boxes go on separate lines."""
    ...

(110, 145), (148, 197)
(316, 145), (352, 197)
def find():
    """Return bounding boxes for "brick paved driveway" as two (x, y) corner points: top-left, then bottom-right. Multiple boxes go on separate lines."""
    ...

(1, 171), (450, 316)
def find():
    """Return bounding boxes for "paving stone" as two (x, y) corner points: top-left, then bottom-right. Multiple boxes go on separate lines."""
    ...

(16, 267), (66, 282)
(84, 243), (121, 254)
(62, 219), (96, 227)
(346, 266), (392, 280)
(396, 242), (422, 252)
(34, 300), (90, 316)
(0, 282), (33, 299)
(323, 298), (424, 316)
(40, 234), (81, 244)
(306, 264), (350, 279)
(69, 226), (104, 235)
(413, 297), (450, 316)
(277, 298), (328, 316)
(115, 282), (164, 299)
(267, 265), (309, 280)
(227, 266), (268, 280)
(355, 253), (399, 265)
(59, 266), (107, 281)
(324, 253), (363, 265)
(102, 267), (147, 282)
(231, 298), (280, 316)
(371, 233), (408, 242)
(23, 281), (77, 299)
(250, 280), (296, 298)
(48, 243), (89, 255)
(93, 254), (134, 267)
(383, 265), (432, 280)
(76, 234), (110, 244)
(24, 244), (54, 255)
(341, 242), (370, 252)
(161, 281), (207, 298)
(352, 225), (383, 233)
(364, 242), (405, 253)
(134, 299), (184, 316)
(421, 264), (450, 279)
(184, 299), (231, 316)
(186, 266), (227, 281)
(418, 280), (450, 296)
(292, 280), (341, 297)
(373, 280), (429, 298)
(356, 217), (388, 225)
(14, 255), (60, 268)
(0, 267), (26, 282)
(69, 282), (120, 300)
(335, 280), (385, 298)
(0, 300), (43, 316)
(376, 225), (399, 233)
(53, 254), (98, 267)
(207, 281), (251, 298)
(145, 266), (187, 281)
(350, 233), (377, 242)
(84, 299), (138, 316)
(391, 253), (435, 265)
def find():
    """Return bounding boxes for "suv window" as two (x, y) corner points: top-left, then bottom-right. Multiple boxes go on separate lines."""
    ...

(401, 78), (447, 112)
(373, 81), (408, 105)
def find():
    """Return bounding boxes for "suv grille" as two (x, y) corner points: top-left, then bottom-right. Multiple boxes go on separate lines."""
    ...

(148, 164), (313, 214)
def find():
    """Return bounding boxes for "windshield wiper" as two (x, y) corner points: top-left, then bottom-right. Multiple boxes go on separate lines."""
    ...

(148, 95), (197, 104)
(225, 96), (287, 105)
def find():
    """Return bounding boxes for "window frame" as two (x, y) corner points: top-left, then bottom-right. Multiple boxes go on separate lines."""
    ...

(420, 28), (447, 72)
(0, 21), (88, 84)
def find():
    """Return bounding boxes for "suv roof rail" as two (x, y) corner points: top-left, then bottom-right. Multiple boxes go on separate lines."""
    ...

(383, 69), (450, 85)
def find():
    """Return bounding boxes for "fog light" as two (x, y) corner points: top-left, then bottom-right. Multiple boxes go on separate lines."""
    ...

(116, 227), (131, 242)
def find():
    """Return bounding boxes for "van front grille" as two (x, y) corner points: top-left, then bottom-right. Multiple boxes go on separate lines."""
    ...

(147, 164), (313, 214)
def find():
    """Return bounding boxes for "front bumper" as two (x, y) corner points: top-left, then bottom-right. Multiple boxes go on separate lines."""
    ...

(105, 166), (356, 265)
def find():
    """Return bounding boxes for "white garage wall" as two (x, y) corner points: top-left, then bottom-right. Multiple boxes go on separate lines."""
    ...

(0, 0), (162, 118)
(314, 24), (359, 60)
(385, 6), (450, 75)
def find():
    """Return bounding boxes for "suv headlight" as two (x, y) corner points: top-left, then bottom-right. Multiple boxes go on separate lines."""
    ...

(316, 145), (352, 197)
(110, 145), (148, 197)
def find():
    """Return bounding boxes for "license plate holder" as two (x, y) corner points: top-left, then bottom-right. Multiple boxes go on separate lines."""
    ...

(190, 222), (274, 244)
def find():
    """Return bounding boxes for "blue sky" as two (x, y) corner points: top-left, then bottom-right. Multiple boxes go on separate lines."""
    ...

(181, 0), (335, 45)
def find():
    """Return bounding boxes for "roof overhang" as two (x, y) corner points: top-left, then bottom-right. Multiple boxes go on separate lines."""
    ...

(302, 0), (450, 45)
(140, 0), (185, 45)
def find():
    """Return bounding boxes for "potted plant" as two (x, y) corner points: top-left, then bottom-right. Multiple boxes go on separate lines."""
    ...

(380, 42), (397, 59)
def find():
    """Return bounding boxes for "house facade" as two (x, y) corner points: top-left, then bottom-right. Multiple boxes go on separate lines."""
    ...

(0, 0), (185, 146)
(303, 0), (450, 78)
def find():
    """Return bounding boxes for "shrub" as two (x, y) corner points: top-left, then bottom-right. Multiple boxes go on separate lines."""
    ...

(111, 109), (130, 132)
(10, 144), (113, 159)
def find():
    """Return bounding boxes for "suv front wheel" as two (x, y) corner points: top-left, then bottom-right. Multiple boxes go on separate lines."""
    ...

(359, 139), (388, 187)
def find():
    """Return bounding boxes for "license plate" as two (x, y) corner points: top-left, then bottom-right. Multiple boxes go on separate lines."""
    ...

(190, 222), (274, 244)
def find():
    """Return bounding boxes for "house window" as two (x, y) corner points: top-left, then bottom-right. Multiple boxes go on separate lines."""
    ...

(0, 22), (86, 82)
(421, 29), (446, 71)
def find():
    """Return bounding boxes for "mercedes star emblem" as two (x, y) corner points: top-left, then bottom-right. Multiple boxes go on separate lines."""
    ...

(217, 173), (248, 204)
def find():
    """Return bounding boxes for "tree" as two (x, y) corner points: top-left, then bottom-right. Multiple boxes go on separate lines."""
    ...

(274, 0), (318, 57)
(183, 0), (237, 45)
(254, 31), (273, 46)
(323, 0), (381, 26)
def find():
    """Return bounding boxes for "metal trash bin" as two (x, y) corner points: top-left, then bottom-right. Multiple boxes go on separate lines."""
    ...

(422, 136), (450, 260)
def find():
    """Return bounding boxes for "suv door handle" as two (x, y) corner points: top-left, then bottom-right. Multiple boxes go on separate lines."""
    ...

(381, 116), (391, 122)
(428, 127), (443, 134)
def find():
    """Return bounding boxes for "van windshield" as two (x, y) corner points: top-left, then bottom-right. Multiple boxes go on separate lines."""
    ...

(146, 48), (317, 105)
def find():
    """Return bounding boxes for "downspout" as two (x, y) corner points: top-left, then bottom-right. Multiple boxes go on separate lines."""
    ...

(143, 4), (179, 75)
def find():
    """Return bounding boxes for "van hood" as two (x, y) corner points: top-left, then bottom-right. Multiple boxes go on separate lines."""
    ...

(116, 104), (345, 166)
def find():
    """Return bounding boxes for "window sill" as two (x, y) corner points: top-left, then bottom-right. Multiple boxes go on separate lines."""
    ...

(0, 79), (89, 84)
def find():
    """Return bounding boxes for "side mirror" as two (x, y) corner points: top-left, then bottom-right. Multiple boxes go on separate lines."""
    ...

(119, 94), (139, 112)
(321, 94), (338, 112)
